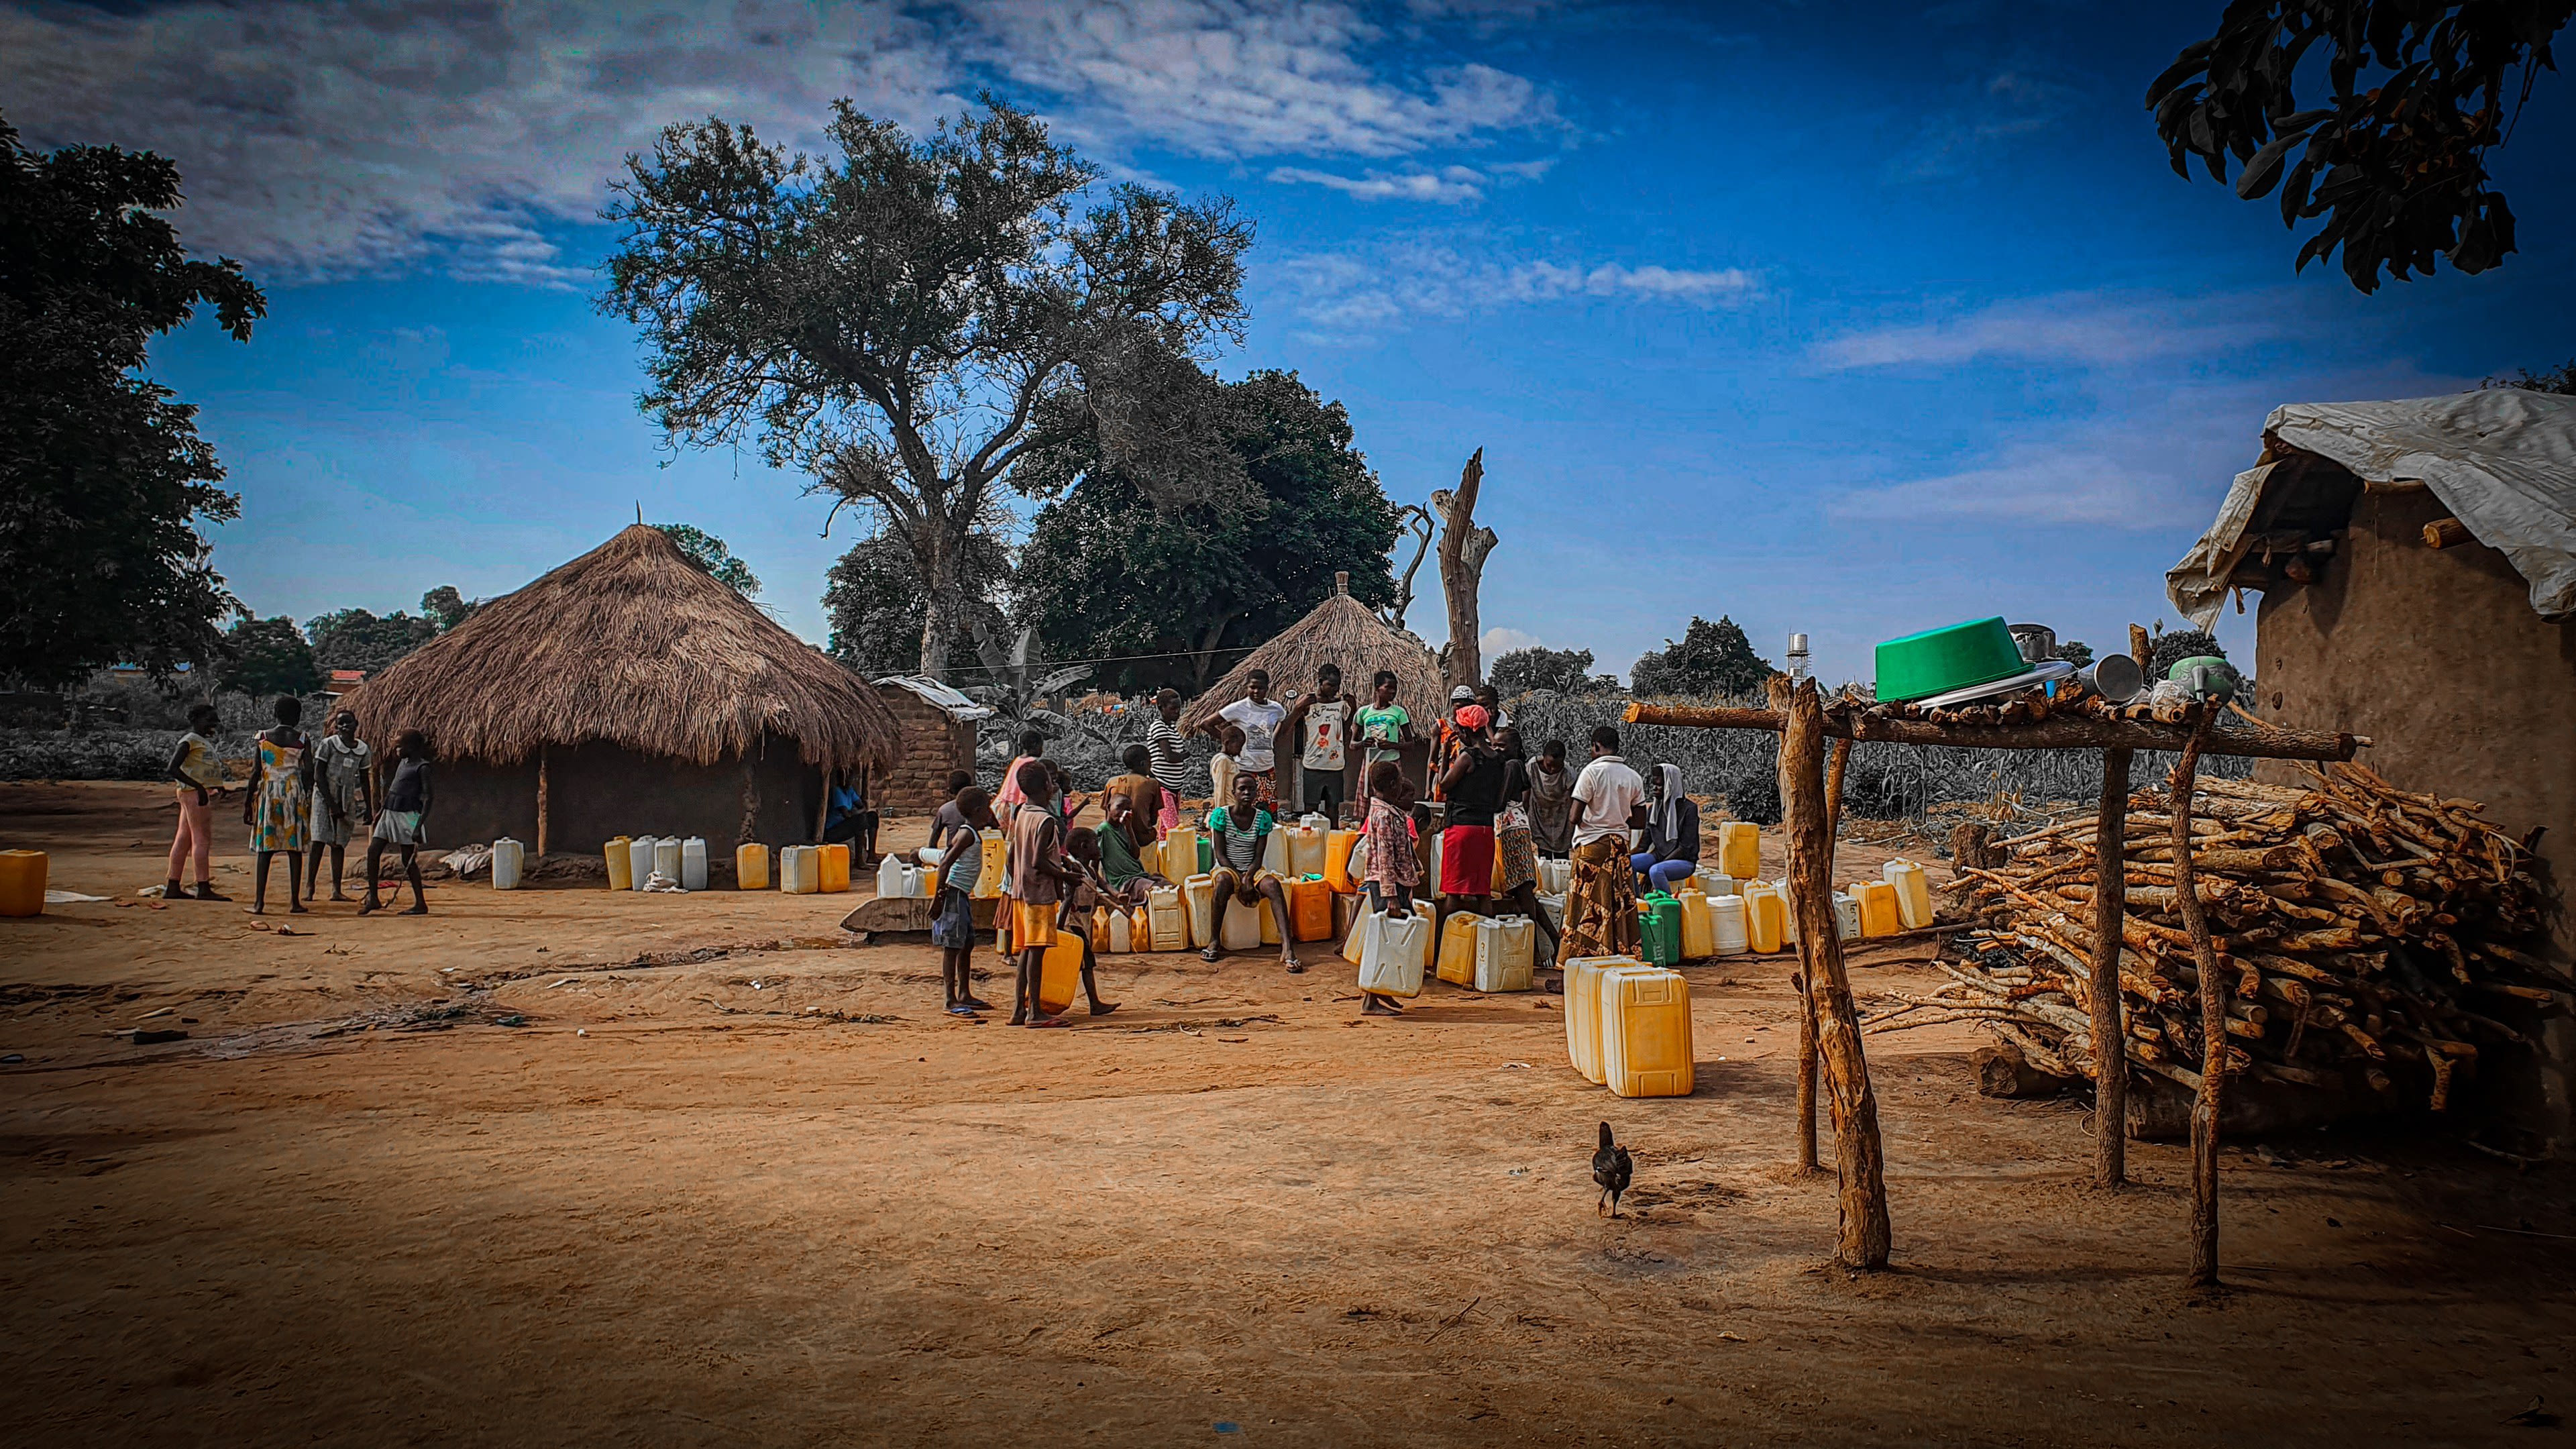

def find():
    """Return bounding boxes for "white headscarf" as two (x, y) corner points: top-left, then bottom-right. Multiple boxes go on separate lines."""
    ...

(1654, 763), (1683, 822)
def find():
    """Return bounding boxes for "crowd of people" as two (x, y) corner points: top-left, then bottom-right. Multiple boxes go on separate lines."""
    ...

(904, 665), (1709, 1028)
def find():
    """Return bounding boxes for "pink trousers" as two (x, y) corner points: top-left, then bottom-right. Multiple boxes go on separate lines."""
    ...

(168, 788), (213, 883)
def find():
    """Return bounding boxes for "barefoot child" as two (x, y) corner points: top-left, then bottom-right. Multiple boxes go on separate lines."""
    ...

(922, 785), (996, 1017)
(1357, 761), (1423, 1015)
(1006, 759), (1083, 1028)
(359, 730), (432, 916)
(1056, 829), (1123, 1017)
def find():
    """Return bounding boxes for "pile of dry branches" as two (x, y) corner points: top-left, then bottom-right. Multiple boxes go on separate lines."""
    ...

(1875, 761), (2565, 1112)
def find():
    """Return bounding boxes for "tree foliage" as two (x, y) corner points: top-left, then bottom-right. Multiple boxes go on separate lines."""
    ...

(0, 115), (265, 687)
(599, 97), (1254, 678)
(1012, 370), (1401, 697)
(305, 608), (439, 675)
(420, 585), (481, 631)
(1629, 616), (1774, 698)
(2148, 2), (2569, 292)
(824, 531), (1013, 679)
(2481, 358), (2576, 394)
(650, 523), (760, 596)
(2147, 627), (2229, 682)
(1489, 645), (1601, 696)
(2051, 639), (2096, 667)
(217, 616), (319, 699)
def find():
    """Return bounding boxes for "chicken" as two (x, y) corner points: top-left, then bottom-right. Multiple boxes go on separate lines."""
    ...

(1592, 1121), (1633, 1218)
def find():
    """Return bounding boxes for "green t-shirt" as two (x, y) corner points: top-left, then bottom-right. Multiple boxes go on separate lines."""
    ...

(1355, 703), (1410, 763)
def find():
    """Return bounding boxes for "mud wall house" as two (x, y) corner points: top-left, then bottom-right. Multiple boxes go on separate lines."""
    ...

(871, 676), (991, 811)
(2168, 390), (2576, 1148)
(340, 525), (898, 857)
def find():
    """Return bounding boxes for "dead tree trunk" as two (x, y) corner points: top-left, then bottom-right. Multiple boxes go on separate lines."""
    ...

(1432, 448), (1497, 691)
(1784, 678), (1892, 1269)
(2090, 747), (2131, 1186)
(2167, 710), (2226, 1288)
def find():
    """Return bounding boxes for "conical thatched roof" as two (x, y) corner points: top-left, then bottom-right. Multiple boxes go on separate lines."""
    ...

(1183, 573), (1444, 733)
(343, 525), (896, 773)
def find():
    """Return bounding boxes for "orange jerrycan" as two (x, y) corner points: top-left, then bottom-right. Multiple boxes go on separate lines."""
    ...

(1037, 933), (1085, 1015)
(1286, 876), (1335, 942)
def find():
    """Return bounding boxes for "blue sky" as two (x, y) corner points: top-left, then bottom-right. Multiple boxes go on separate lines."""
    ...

(9, 0), (2570, 686)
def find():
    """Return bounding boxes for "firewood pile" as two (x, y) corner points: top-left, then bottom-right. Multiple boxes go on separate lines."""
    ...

(1870, 761), (2565, 1111)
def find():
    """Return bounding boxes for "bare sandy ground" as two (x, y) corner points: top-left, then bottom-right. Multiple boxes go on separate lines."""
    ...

(3, 781), (2570, 1447)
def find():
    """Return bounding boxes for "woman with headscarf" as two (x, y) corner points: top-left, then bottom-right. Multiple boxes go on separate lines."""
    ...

(1631, 763), (1700, 896)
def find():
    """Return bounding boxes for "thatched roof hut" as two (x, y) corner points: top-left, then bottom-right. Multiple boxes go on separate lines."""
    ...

(343, 525), (898, 855)
(1183, 572), (1444, 734)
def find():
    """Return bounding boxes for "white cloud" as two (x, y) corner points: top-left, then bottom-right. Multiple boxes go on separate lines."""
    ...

(1483, 626), (1544, 655)
(1276, 239), (1762, 337)
(1269, 164), (1487, 203)
(0, 0), (1557, 282)
(1825, 449), (2204, 529)
(1814, 291), (2288, 371)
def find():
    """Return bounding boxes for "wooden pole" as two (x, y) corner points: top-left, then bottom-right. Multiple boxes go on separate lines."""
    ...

(2165, 710), (2226, 1288)
(2089, 747), (2131, 1186)
(1619, 702), (2361, 763)
(535, 745), (550, 857)
(1810, 735), (1853, 1173)
(2129, 624), (2152, 672)
(1769, 676), (1822, 1175)
(1784, 679), (1892, 1269)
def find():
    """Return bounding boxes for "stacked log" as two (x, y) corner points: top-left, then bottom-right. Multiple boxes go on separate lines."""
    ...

(1872, 761), (2563, 1112)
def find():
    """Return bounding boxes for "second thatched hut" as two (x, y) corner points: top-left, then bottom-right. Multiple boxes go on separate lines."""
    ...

(341, 525), (898, 856)
(1183, 572), (1444, 806)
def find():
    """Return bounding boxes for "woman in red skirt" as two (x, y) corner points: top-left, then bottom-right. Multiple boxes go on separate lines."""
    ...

(1436, 704), (1504, 920)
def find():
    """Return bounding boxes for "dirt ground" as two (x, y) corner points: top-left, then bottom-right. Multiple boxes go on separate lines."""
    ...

(3, 781), (2571, 1447)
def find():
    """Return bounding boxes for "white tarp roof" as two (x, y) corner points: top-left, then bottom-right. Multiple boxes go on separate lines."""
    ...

(2168, 390), (2576, 627)
(873, 674), (996, 720)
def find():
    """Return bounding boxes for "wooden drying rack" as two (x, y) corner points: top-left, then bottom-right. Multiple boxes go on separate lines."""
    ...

(1625, 678), (2363, 1281)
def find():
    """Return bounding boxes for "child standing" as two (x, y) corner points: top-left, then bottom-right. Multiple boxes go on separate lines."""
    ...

(1357, 761), (1422, 1016)
(922, 786), (996, 1017)
(1209, 724), (1246, 814)
(1055, 830), (1123, 1016)
(1006, 759), (1083, 1028)
(304, 709), (372, 904)
(240, 695), (311, 915)
(164, 702), (229, 902)
(359, 729), (432, 916)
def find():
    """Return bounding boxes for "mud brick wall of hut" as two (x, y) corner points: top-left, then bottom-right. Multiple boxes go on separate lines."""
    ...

(878, 690), (976, 812)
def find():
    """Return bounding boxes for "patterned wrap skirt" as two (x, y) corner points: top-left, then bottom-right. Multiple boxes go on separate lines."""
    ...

(1556, 835), (1640, 966)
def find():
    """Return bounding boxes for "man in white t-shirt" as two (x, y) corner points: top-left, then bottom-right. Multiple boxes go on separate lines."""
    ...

(1201, 668), (1288, 813)
(1558, 723), (1647, 965)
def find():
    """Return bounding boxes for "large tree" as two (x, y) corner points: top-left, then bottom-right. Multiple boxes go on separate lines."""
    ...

(305, 608), (439, 675)
(1489, 645), (1600, 696)
(824, 530), (1013, 679)
(1629, 615), (1774, 698)
(217, 616), (319, 699)
(1013, 370), (1402, 697)
(600, 97), (1253, 679)
(0, 115), (264, 687)
(2149, 2), (2570, 292)
(650, 523), (760, 596)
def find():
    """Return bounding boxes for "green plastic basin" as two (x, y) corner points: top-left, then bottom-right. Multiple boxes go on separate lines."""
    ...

(1874, 617), (2029, 703)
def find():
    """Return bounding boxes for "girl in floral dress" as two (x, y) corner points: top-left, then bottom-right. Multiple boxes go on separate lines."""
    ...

(240, 695), (311, 914)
